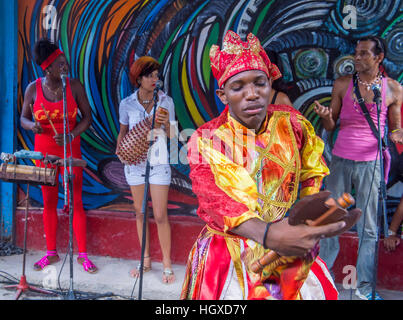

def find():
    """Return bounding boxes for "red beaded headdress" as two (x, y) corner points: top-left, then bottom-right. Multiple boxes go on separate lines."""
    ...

(209, 30), (281, 88)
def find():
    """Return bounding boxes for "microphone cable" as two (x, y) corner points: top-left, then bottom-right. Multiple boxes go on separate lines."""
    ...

(352, 130), (384, 300)
(54, 74), (79, 296)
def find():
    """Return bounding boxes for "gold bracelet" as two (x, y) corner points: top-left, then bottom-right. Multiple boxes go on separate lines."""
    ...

(391, 129), (401, 134)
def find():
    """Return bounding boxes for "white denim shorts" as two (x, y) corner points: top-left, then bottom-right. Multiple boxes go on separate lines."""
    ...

(124, 164), (171, 186)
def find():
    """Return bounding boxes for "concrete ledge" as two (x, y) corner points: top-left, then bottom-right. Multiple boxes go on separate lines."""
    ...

(332, 231), (403, 291)
(15, 208), (204, 264)
(15, 209), (403, 291)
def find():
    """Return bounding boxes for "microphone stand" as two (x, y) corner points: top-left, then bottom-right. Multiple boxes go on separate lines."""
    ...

(60, 76), (113, 300)
(4, 181), (59, 299)
(137, 86), (160, 300)
(61, 75), (76, 300)
(371, 87), (387, 300)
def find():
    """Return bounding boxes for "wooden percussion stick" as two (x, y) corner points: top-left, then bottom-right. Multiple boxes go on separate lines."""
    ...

(28, 103), (37, 124)
(250, 193), (355, 273)
(39, 103), (58, 135)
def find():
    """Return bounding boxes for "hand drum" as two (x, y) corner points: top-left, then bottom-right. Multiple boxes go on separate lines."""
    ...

(288, 191), (362, 233)
(249, 191), (362, 274)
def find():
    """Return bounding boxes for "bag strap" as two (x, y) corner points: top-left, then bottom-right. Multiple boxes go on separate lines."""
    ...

(352, 73), (387, 149)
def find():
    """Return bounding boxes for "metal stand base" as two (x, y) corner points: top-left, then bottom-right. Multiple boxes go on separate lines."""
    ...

(4, 275), (58, 300)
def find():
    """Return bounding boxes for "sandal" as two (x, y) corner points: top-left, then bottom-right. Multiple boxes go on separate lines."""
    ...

(162, 268), (175, 284)
(34, 250), (60, 271)
(130, 256), (152, 278)
(77, 253), (98, 274)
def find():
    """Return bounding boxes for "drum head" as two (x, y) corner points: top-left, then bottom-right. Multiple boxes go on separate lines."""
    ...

(325, 208), (362, 237)
(288, 191), (332, 226)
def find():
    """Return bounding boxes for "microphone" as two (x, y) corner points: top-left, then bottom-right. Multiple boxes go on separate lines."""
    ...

(61, 74), (67, 87)
(154, 80), (163, 92)
(372, 84), (382, 105)
(153, 80), (163, 104)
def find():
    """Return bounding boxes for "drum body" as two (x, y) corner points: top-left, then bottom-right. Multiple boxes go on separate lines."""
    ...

(0, 163), (57, 186)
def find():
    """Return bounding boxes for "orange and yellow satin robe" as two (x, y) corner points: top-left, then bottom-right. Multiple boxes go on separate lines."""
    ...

(180, 104), (331, 300)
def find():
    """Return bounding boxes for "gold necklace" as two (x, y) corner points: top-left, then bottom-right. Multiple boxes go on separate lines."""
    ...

(43, 79), (62, 96)
(357, 72), (382, 91)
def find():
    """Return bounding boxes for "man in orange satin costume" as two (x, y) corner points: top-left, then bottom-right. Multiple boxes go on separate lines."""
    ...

(180, 30), (346, 300)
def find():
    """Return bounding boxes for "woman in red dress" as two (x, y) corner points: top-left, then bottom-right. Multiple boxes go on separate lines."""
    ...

(20, 39), (96, 273)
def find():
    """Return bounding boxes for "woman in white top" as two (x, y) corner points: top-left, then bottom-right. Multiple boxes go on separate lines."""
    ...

(116, 56), (175, 284)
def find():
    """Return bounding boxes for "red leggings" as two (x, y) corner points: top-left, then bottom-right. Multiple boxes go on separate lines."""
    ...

(35, 129), (87, 253)
(41, 166), (87, 252)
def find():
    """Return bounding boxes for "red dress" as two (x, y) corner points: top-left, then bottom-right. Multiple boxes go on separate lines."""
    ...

(33, 78), (87, 252)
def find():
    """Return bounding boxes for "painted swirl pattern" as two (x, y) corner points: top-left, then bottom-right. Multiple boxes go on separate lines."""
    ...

(17, 0), (402, 214)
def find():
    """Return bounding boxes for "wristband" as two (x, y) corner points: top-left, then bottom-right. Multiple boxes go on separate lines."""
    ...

(387, 229), (396, 237)
(263, 222), (272, 250)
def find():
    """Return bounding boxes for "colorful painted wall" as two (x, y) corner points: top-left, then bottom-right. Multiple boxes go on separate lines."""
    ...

(16, 0), (403, 216)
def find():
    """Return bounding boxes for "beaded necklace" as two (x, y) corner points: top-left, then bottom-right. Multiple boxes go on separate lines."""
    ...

(357, 72), (382, 91)
(352, 74), (382, 116)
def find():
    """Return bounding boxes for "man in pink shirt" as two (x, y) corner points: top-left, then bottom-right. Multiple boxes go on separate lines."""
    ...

(397, 104), (403, 154)
(314, 36), (403, 300)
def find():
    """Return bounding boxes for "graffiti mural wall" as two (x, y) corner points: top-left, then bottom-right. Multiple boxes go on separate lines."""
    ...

(17, 0), (402, 215)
